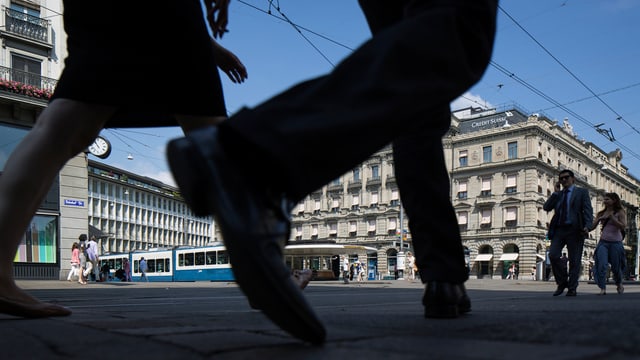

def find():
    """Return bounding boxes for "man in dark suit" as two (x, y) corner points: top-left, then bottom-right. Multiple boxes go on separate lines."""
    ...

(544, 169), (593, 296)
(168, 0), (498, 343)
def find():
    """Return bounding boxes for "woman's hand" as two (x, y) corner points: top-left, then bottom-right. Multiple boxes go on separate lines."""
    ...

(204, 0), (231, 39)
(212, 40), (247, 83)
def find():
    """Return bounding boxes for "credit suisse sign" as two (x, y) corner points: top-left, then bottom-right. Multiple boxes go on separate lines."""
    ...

(458, 111), (527, 134)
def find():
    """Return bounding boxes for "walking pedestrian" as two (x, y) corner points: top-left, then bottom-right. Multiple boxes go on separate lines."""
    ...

(139, 257), (149, 282)
(66, 242), (80, 282)
(590, 192), (627, 295)
(168, 0), (498, 343)
(0, 0), (246, 318)
(544, 169), (593, 297)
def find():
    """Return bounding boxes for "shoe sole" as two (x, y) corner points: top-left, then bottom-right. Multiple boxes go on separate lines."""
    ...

(167, 134), (326, 344)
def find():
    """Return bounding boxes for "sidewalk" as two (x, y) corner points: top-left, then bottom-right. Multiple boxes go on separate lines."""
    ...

(6, 278), (640, 359)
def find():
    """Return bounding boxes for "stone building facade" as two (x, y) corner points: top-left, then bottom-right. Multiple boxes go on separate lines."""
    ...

(288, 106), (640, 280)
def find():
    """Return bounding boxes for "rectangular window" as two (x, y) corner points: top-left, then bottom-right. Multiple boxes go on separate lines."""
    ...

(458, 181), (468, 199)
(370, 191), (379, 206)
(368, 219), (376, 234)
(371, 165), (380, 179)
(328, 222), (338, 235)
(331, 198), (340, 212)
(388, 217), (397, 230)
(390, 189), (399, 206)
(311, 224), (318, 236)
(505, 207), (517, 227)
(0, 123), (30, 171)
(480, 178), (491, 197)
(458, 211), (468, 231)
(459, 150), (468, 167)
(483, 146), (492, 163)
(458, 211), (468, 225)
(12, 54), (42, 87)
(353, 168), (360, 181)
(351, 194), (360, 210)
(14, 215), (58, 263)
(505, 174), (517, 193)
(508, 142), (517, 159)
(480, 209), (492, 228)
(349, 221), (357, 235)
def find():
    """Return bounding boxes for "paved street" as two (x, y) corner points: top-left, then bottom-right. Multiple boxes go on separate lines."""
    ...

(5, 278), (640, 359)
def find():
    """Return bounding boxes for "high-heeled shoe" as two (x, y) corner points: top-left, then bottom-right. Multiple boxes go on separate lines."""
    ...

(617, 284), (624, 294)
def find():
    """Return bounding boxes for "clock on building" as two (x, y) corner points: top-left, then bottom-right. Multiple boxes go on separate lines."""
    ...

(87, 135), (112, 159)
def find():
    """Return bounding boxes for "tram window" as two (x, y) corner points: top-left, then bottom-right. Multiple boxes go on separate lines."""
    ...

(185, 253), (194, 266)
(134, 260), (139, 273)
(178, 253), (185, 266)
(156, 259), (164, 272)
(148, 259), (156, 272)
(108, 259), (115, 270)
(206, 251), (216, 265)
(165, 259), (170, 272)
(195, 252), (205, 266)
(115, 258), (122, 270)
(217, 251), (228, 264)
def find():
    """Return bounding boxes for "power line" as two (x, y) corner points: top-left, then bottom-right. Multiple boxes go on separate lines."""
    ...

(236, 0), (356, 67)
(498, 4), (640, 137)
(489, 60), (640, 163)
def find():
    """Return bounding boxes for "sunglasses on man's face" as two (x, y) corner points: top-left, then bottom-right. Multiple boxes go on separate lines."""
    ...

(559, 175), (571, 180)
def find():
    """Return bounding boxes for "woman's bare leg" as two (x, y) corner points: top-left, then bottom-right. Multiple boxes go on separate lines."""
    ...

(0, 99), (115, 317)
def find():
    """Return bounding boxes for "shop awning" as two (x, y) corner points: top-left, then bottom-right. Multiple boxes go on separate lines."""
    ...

(474, 254), (493, 262)
(89, 224), (109, 239)
(499, 253), (519, 261)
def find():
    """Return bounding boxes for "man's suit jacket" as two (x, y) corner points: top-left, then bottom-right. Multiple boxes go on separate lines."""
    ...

(544, 186), (593, 237)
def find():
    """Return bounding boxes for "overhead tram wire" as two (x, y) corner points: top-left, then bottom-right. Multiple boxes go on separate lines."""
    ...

(489, 60), (640, 164)
(498, 4), (640, 136)
(237, 0), (357, 67)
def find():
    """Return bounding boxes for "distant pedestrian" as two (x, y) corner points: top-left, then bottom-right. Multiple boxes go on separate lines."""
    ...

(66, 241), (80, 282)
(590, 192), (627, 296)
(78, 244), (88, 285)
(342, 257), (349, 284)
(100, 261), (111, 282)
(86, 236), (100, 281)
(139, 257), (149, 282)
(123, 258), (132, 282)
(406, 252), (415, 280)
(506, 263), (516, 280)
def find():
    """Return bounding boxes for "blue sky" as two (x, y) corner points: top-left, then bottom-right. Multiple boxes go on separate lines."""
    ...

(96, 0), (640, 185)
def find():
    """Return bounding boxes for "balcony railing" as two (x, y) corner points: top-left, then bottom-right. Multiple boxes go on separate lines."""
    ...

(5, 8), (50, 43)
(0, 65), (56, 99)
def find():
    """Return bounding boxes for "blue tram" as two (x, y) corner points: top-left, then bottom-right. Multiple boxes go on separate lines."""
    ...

(98, 244), (234, 282)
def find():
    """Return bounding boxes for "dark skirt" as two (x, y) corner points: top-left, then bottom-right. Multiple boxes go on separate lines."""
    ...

(51, 0), (227, 127)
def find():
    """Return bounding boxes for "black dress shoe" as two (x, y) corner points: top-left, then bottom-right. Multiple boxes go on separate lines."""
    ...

(566, 289), (577, 297)
(423, 282), (471, 318)
(167, 127), (326, 344)
(552, 284), (567, 296)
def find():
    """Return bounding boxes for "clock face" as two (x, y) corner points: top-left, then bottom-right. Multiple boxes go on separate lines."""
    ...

(88, 136), (112, 159)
